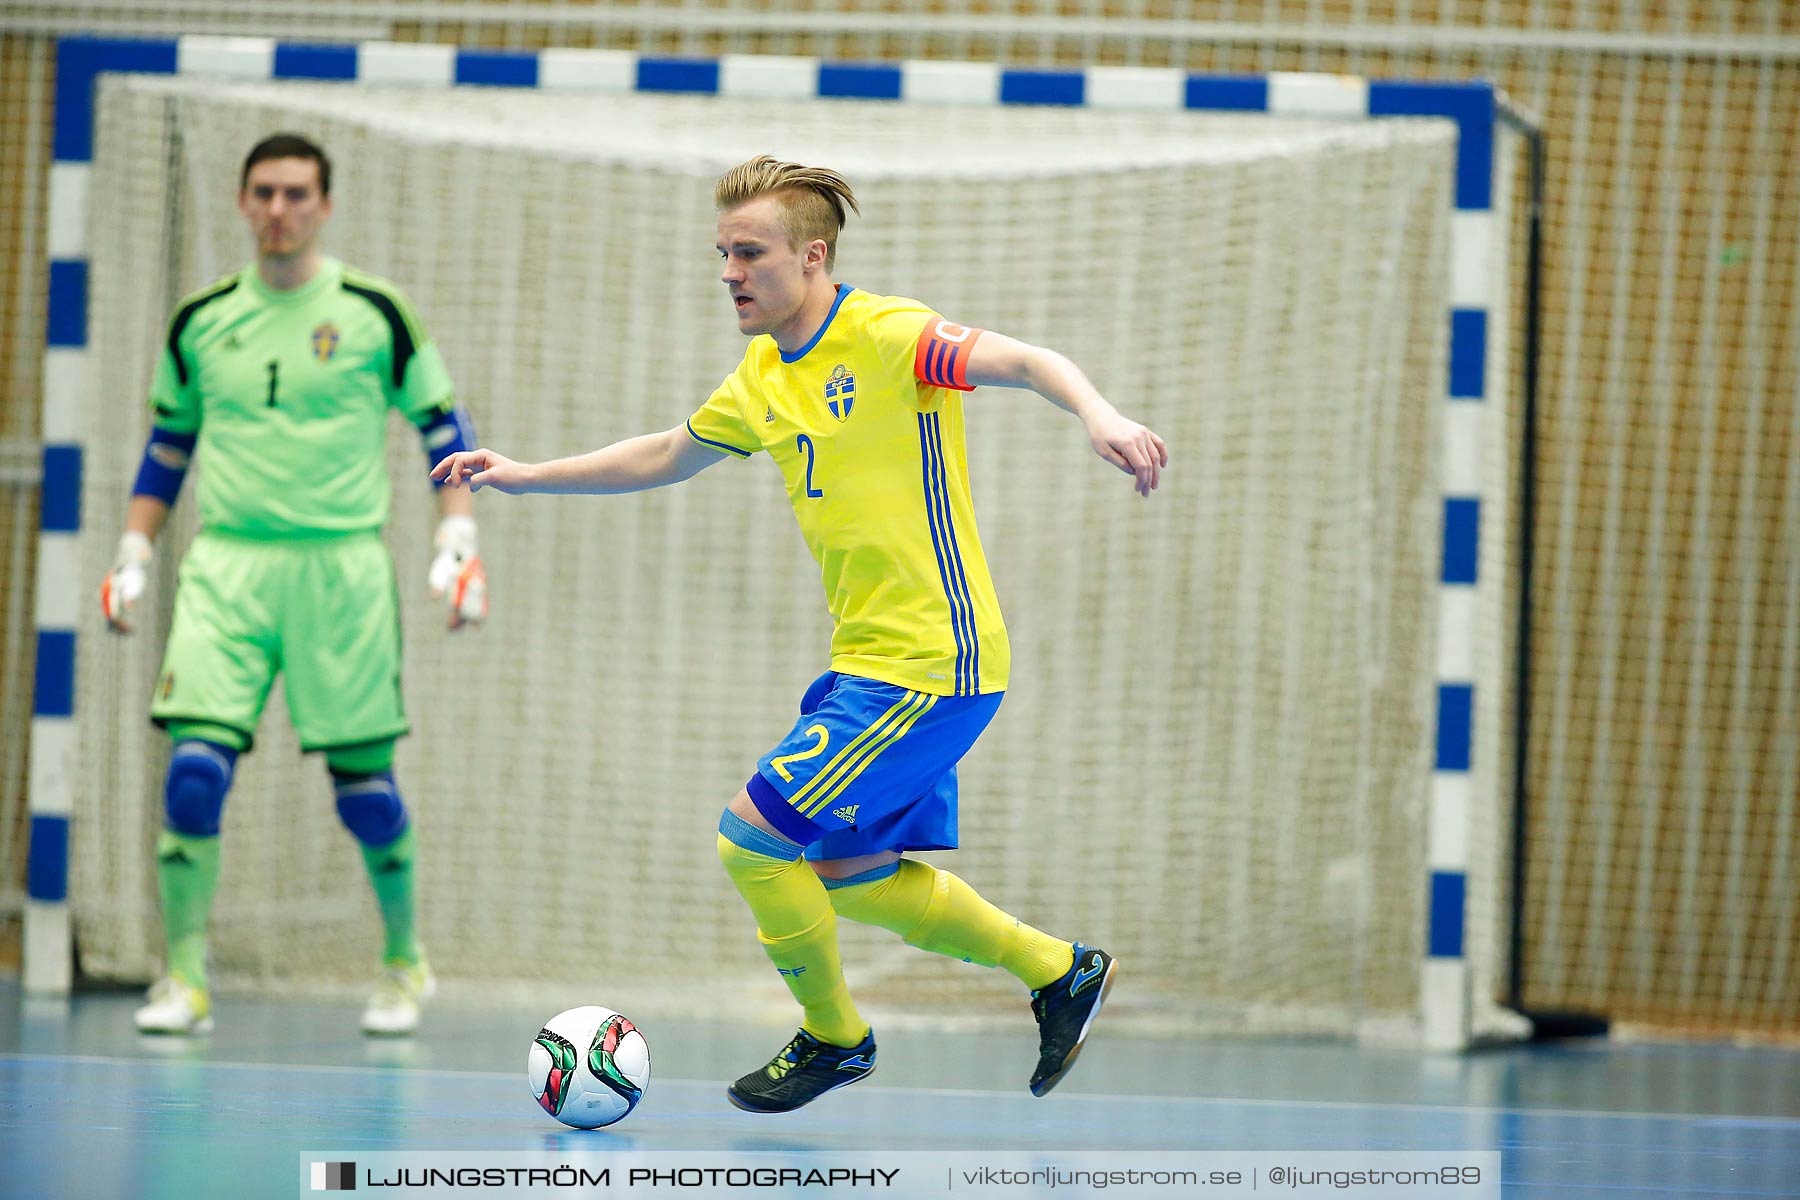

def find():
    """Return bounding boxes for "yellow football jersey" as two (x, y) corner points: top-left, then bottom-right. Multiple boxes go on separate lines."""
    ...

(687, 286), (1009, 696)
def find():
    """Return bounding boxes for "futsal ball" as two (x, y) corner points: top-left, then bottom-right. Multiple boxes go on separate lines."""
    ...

(528, 1006), (651, 1129)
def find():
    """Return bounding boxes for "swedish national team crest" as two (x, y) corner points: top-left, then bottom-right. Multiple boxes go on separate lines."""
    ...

(311, 322), (341, 362)
(824, 364), (856, 421)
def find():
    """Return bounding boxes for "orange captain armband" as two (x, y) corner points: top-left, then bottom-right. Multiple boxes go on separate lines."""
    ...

(914, 319), (986, 392)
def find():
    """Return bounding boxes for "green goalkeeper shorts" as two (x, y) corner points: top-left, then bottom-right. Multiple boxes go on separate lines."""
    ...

(151, 529), (408, 752)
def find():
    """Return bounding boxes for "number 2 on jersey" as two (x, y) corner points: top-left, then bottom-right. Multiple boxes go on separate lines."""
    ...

(795, 434), (825, 498)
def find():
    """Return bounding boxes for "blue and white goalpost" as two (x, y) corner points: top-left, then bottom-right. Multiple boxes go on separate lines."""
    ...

(27, 35), (1523, 1049)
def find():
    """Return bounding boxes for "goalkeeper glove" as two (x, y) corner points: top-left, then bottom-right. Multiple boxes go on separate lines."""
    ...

(428, 514), (487, 630)
(99, 530), (154, 633)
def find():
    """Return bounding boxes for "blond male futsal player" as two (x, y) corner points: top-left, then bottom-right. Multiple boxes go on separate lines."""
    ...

(435, 155), (1166, 1110)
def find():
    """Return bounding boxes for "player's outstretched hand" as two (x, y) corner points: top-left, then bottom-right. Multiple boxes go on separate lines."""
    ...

(428, 514), (487, 631)
(1085, 408), (1168, 498)
(431, 448), (532, 494)
(98, 531), (154, 634)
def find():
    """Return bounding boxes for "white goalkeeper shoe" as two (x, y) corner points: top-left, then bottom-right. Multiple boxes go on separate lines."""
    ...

(134, 977), (213, 1035)
(361, 957), (436, 1036)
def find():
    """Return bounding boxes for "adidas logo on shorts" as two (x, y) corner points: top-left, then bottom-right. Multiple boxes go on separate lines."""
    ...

(832, 805), (858, 824)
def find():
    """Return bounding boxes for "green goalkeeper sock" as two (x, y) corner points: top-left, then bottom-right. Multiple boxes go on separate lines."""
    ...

(360, 825), (421, 965)
(156, 830), (221, 990)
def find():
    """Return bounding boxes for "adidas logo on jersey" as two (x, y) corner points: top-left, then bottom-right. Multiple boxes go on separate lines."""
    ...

(764, 404), (775, 423)
(832, 805), (859, 824)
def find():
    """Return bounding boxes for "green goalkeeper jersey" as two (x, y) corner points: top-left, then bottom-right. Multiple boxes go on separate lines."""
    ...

(148, 257), (453, 540)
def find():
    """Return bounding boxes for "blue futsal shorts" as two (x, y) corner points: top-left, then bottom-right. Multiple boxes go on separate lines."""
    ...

(746, 671), (1003, 861)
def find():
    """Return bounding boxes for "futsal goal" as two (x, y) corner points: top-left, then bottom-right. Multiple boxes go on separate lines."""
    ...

(29, 38), (1528, 1049)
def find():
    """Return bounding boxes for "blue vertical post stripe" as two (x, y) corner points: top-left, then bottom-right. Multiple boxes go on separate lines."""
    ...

(27, 816), (71, 902)
(1435, 684), (1473, 772)
(39, 446), (83, 533)
(33, 630), (76, 718)
(46, 261), (88, 347)
(1449, 309), (1488, 398)
(1441, 497), (1480, 585)
(1428, 871), (1467, 957)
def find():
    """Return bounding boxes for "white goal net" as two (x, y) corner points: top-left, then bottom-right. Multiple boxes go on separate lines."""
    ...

(73, 73), (1480, 1039)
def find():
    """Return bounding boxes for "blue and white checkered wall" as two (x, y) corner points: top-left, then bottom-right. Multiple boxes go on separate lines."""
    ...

(29, 36), (1498, 1048)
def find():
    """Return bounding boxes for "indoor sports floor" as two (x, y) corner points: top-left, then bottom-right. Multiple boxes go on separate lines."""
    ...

(2, 980), (1797, 1198)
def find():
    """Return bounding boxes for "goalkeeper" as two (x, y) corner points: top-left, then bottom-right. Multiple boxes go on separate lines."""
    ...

(100, 134), (486, 1037)
(435, 156), (1166, 1111)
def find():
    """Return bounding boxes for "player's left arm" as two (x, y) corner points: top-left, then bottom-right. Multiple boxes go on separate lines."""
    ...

(928, 323), (1168, 497)
(387, 301), (487, 629)
(346, 272), (488, 628)
(412, 399), (486, 631)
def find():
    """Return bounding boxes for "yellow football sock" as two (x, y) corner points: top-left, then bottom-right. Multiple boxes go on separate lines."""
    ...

(828, 859), (1075, 991)
(716, 832), (868, 1048)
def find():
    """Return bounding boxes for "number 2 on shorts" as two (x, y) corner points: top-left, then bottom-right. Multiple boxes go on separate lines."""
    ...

(770, 724), (830, 782)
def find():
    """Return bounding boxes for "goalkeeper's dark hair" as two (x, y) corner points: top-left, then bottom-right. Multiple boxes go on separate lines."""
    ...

(715, 155), (860, 271)
(241, 133), (331, 196)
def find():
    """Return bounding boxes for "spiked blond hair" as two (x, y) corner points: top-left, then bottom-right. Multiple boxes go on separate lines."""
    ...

(714, 155), (860, 271)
